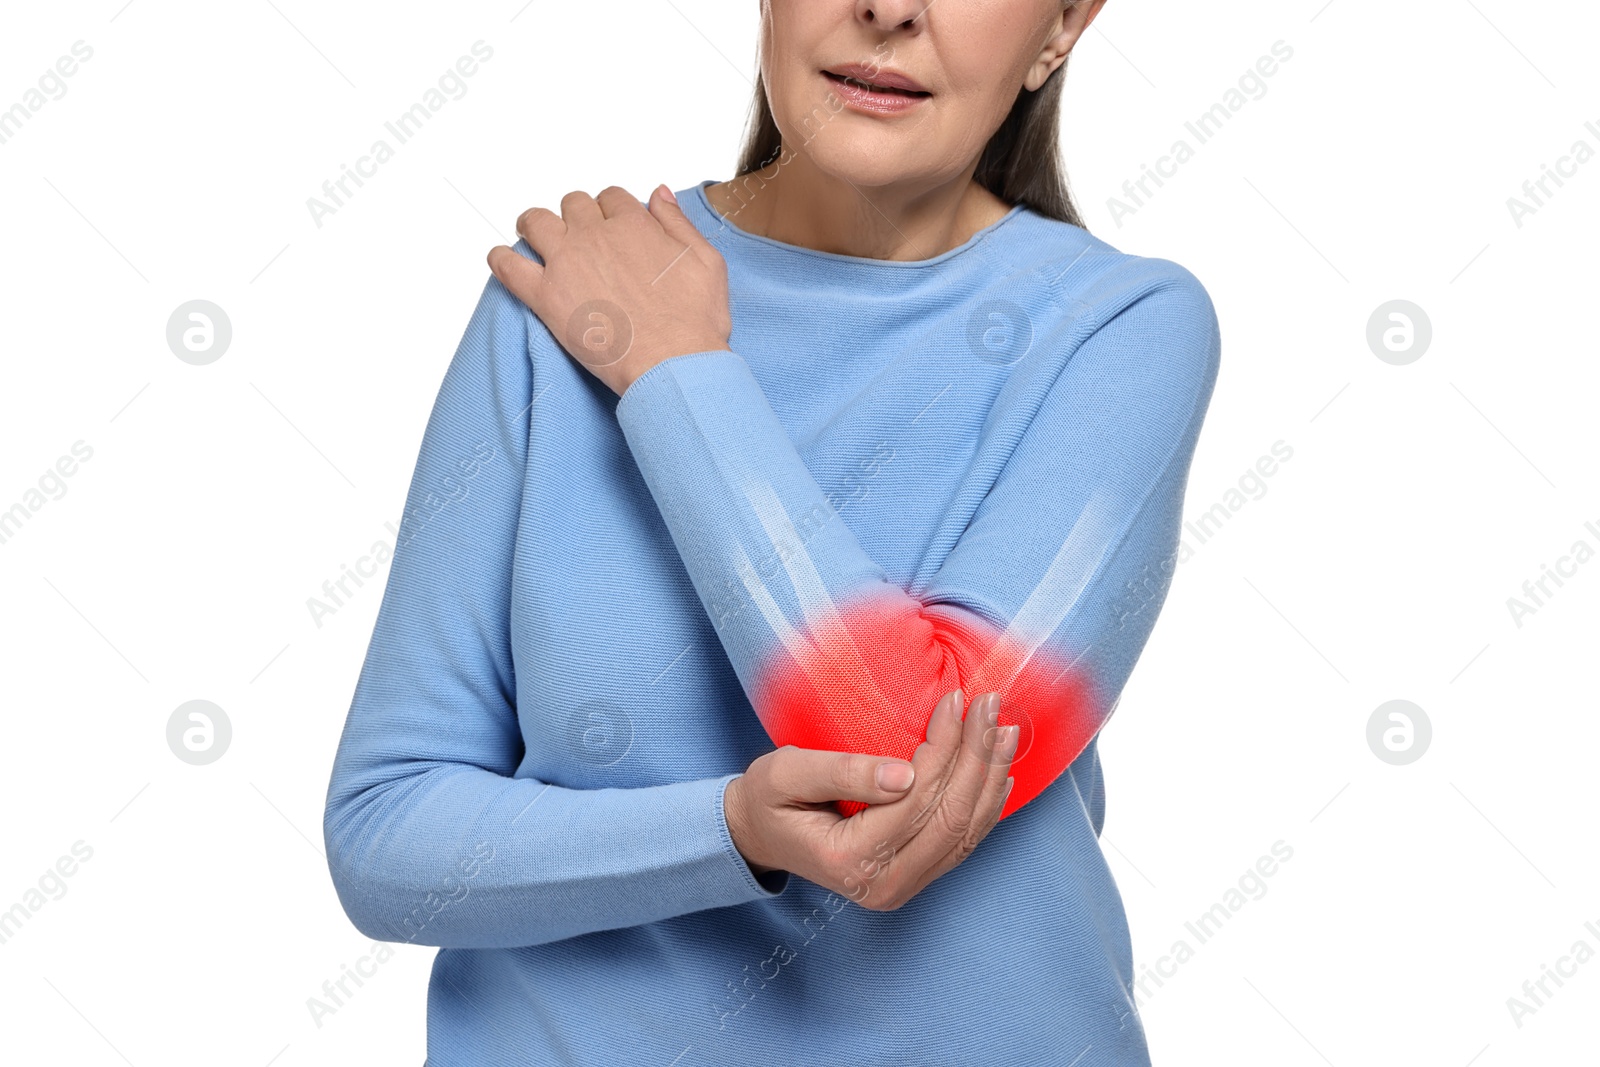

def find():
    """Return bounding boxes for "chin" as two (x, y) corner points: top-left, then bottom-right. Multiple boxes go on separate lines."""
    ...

(788, 132), (937, 190)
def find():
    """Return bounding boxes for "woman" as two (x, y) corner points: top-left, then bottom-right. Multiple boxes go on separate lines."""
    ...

(323, 0), (1221, 1062)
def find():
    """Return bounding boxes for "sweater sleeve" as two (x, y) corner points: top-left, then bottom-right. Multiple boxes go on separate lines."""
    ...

(612, 260), (1221, 820)
(322, 241), (787, 952)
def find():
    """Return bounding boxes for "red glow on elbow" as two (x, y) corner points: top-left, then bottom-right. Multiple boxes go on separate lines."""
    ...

(748, 588), (1098, 820)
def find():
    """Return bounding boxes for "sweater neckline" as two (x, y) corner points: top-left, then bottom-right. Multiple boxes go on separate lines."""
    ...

(685, 178), (1026, 270)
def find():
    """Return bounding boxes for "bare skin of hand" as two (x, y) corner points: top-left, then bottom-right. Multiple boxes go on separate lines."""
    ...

(724, 690), (1018, 911)
(486, 185), (732, 398)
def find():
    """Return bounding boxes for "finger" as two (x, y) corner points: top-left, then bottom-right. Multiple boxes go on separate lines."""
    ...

(486, 245), (547, 316)
(854, 691), (1006, 903)
(837, 687), (970, 898)
(870, 716), (1017, 908)
(515, 206), (565, 265)
(595, 184), (644, 221)
(905, 727), (1017, 899)
(768, 746), (918, 808)
(647, 184), (721, 268)
(559, 188), (604, 228)
(848, 688), (965, 844)
(924, 690), (1005, 835)
(902, 686), (971, 829)
(895, 770), (1015, 907)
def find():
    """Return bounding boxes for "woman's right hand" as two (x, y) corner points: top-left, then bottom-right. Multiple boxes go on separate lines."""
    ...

(723, 689), (1018, 911)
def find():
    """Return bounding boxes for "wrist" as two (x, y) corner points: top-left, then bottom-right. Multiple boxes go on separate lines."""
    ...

(617, 344), (730, 401)
(723, 775), (777, 876)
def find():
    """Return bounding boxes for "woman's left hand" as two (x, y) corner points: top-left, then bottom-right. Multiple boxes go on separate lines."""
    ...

(487, 185), (732, 398)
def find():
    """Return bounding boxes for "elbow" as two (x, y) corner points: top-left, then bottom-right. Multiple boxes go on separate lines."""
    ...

(329, 883), (399, 945)
(324, 826), (436, 947)
(322, 777), (412, 945)
(752, 594), (1100, 822)
(751, 597), (1012, 755)
(321, 767), (503, 949)
(323, 808), (392, 944)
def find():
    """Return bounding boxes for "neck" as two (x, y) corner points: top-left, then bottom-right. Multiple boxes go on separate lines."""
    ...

(706, 153), (1012, 262)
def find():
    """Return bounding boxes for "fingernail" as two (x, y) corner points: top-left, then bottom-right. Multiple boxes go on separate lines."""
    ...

(657, 183), (677, 205)
(951, 688), (965, 722)
(983, 692), (1000, 727)
(876, 763), (915, 791)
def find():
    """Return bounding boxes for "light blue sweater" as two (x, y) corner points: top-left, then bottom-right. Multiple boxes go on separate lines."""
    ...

(324, 178), (1221, 1065)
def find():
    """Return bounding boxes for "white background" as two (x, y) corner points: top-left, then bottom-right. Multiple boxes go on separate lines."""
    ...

(0, 0), (1595, 1063)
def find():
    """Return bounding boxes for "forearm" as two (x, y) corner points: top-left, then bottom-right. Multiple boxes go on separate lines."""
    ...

(324, 250), (786, 950)
(611, 266), (1219, 820)
(324, 760), (784, 949)
(616, 352), (980, 711)
(615, 352), (1107, 818)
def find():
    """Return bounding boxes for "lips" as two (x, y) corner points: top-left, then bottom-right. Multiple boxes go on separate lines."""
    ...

(822, 64), (930, 96)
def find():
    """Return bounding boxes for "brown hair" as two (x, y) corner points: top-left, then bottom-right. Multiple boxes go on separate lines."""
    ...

(732, 54), (1087, 231)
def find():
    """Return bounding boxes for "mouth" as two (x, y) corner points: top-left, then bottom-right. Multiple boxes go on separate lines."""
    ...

(822, 68), (931, 98)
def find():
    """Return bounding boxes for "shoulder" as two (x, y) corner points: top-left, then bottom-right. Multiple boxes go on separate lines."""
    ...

(992, 214), (1221, 396)
(999, 211), (1217, 324)
(1025, 215), (1218, 362)
(432, 238), (548, 420)
(1090, 252), (1220, 353)
(465, 236), (546, 361)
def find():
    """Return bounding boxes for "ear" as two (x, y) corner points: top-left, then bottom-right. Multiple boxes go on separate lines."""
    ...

(1026, 0), (1108, 91)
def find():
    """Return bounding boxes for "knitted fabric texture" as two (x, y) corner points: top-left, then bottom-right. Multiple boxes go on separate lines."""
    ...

(324, 178), (1221, 1065)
